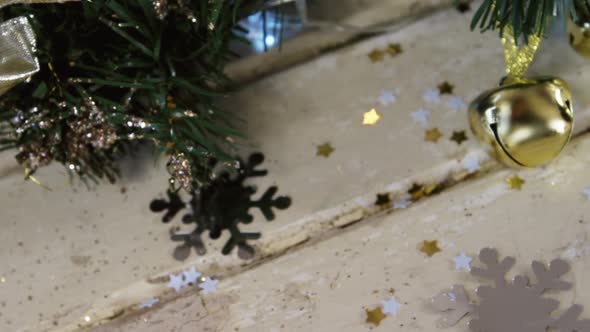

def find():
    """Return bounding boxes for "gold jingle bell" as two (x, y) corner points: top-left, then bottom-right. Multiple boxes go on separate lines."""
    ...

(468, 76), (574, 168)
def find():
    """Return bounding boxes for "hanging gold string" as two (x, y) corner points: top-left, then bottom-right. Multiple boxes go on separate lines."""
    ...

(501, 25), (541, 78)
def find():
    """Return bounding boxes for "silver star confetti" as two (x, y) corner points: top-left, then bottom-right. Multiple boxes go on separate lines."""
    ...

(183, 266), (201, 286)
(583, 186), (590, 200)
(462, 153), (481, 174)
(167, 273), (185, 293)
(447, 95), (466, 112)
(139, 297), (160, 309)
(423, 88), (441, 103)
(453, 253), (473, 272)
(378, 90), (396, 106)
(393, 198), (412, 209)
(382, 296), (402, 315)
(412, 108), (431, 126)
(198, 277), (219, 295)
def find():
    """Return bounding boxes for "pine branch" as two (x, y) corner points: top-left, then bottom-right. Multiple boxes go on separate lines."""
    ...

(0, 0), (261, 188)
(467, 0), (590, 42)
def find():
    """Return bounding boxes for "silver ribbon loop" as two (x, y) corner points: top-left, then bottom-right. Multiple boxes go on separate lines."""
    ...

(0, 16), (38, 95)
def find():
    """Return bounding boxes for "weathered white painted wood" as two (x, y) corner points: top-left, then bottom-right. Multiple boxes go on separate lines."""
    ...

(3, 2), (590, 331)
(90, 133), (590, 332)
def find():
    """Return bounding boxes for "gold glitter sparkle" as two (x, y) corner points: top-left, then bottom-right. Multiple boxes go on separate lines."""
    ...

(363, 108), (381, 125)
(366, 307), (387, 326)
(420, 240), (441, 257)
(506, 175), (525, 190)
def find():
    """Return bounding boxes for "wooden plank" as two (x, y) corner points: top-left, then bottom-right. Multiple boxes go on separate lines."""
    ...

(91, 133), (590, 331)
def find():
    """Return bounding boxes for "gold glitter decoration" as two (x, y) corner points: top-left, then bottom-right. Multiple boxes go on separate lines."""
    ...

(425, 128), (442, 143)
(363, 108), (381, 125)
(168, 152), (192, 191)
(368, 49), (385, 63)
(316, 143), (334, 158)
(501, 25), (541, 79)
(420, 240), (441, 257)
(153, 0), (168, 19)
(438, 81), (455, 95)
(62, 97), (117, 174)
(1, 276), (5, 283)
(450, 130), (467, 145)
(375, 193), (391, 208)
(506, 175), (525, 190)
(366, 307), (387, 326)
(386, 43), (403, 57)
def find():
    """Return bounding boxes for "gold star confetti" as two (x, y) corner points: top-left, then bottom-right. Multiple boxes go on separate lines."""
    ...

(363, 108), (381, 125)
(366, 307), (387, 326)
(386, 43), (403, 57)
(438, 81), (454, 94)
(450, 130), (468, 145)
(506, 175), (525, 190)
(420, 240), (441, 257)
(375, 193), (391, 208)
(316, 143), (334, 158)
(425, 128), (443, 142)
(368, 49), (386, 63)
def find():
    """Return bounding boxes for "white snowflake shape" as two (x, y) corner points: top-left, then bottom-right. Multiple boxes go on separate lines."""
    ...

(183, 266), (201, 286)
(453, 253), (473, 272)
(583, 186), (590, 200)
(378, 90), (396, 106)
(199, 277), (219, 295)
(447, 95), (466, 112)
(382, 296), (402, 315)
(462, 153), (481, 174)
(411, 108), (431, 126)
(393, 198), (412, 209)
(423, 88), (441, 103)
(139, 297), (160, 309)
(167, 273), (185, 293)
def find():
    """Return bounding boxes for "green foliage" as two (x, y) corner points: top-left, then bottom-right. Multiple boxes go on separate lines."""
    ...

(0, 0), (259, 187)
(468, 0), (590, 42)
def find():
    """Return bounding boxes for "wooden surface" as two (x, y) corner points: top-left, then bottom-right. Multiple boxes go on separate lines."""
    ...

(91, 135), (590, 332)
(2, 1), (590, 331)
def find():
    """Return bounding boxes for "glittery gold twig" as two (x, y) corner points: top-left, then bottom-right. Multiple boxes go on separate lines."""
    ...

(24, 168), (52, 191)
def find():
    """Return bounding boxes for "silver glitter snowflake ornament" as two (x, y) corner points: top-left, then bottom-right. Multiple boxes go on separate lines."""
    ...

(432, 248), (590, 332)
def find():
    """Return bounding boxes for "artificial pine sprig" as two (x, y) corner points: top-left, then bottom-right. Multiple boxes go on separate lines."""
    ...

(0, 0), (260, 188)
(468, 0), (590, 42)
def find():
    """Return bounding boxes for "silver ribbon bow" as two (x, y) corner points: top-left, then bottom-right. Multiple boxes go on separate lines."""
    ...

(0, 16), (38, 95)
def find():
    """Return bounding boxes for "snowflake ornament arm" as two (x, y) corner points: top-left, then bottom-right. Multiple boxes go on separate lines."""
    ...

(470, 247), (515, 286)
(551, 304), (590, 332)
(530, 259), (571, 293)
(431, 284), (474, 328)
